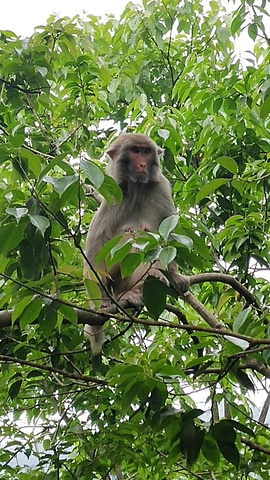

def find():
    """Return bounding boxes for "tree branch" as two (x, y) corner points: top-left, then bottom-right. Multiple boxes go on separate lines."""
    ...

(0, 354), (108, 386)
(241, 437), (270, 455)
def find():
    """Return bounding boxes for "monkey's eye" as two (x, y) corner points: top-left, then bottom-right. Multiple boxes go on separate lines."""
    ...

(142, 147), (151, 154)
(130, 146), (140, 154)
(129, 146), (152, 154)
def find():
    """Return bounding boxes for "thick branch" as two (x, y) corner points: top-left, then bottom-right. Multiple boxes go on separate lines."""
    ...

(1, 304), (270, 347)
(183, 290), (222, 329)
(188, 273), (259, 308)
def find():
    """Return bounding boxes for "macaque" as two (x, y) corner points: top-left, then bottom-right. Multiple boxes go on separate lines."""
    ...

(84, 133), (184, 354)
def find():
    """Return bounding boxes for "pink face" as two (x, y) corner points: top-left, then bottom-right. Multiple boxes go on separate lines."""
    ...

(127, 145), (153, 175)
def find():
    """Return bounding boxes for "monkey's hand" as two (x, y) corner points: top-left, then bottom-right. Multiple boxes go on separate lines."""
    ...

(119, 290), (144, 310)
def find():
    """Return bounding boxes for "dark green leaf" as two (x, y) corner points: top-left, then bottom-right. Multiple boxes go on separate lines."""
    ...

(8, 379), (22, 399)
(143, 276), (166, 319)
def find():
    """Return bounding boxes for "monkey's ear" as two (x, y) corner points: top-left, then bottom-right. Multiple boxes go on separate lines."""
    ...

(106, 148), (117, 160)
(157, 148), (164, 156)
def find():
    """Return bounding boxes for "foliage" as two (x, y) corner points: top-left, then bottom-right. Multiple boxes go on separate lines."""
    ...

(0, 0), (270, 478)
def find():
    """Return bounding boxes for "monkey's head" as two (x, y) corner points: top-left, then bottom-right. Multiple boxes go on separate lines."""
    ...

(106, 133), (163, 184)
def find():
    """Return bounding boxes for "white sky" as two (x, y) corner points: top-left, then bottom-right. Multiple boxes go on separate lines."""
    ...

(1, 0), (263, 59)
(0, 0), (133, 37)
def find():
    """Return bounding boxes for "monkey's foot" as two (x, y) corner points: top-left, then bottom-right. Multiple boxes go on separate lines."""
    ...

(171, 273), (190, 293)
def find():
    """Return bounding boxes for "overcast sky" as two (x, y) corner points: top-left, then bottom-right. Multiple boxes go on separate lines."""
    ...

(0, 0), (133, 37)
(1, 0), (263, 60)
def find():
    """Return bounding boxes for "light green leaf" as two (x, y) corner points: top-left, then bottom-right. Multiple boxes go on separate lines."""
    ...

(29, 215), (50, 237)
(19, 298), (43, 329)
(84, 278), (102, 309)
(159, 215), (178, 241)
(232, 307), (252, 333)
(139, 93), (147, 111)
(158, 129), (170, 141)
(81, 158), (104, 189)
(159, 246), (176, 268)
(196, 179), (228, 204)
(260, 95), (270, 121)
(216, 156), (238, 174)
(6, 207), (28, 220)
(10, 134), (24, 148)
(44, 174), (78, 197)
(59, 304), (78, 324)
(171, 234), (193, 250)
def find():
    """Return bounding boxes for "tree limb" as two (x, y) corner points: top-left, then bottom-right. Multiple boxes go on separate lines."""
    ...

(0, 354), (108, 386)
(241, 438), (270, 455)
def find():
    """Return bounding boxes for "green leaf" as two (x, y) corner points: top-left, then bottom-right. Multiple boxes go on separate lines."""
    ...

(29, 215), (50, 237)
(12, 296), (34, 324)
(98, 174), (123, 204)
(10, 134), (25, 148)
(81, 158), (104, 189)
(180, 422), (205, 466)
(38, 304), (58, 337)
(248, 23), (258, 41)
(225, 420), (255, 438)
(196, 178), (228, 204)
(212, 420), (236, 443)
(8, 379), (22, 399)
(19, 298), (43, 329)
(181, 409), (204, 423)
(84, 278), (102, 309)
(219, 442), (240, 468)
(19, 298), (42, 329)
(216, 156), (238, 174)
(44, 175), (78, 197)
(233, 368), (255, 391)
(143, 276), (166, 319)
(20, 147), (41, 176)
(233, 307), (252, 333)
(202, 434), (220, 466)
(149, 384), (167, 412)
(6, 207), (28, 220)
(0, 223), (25, 255)
(121, 253), (142, 278)
(171, 233), (193, 250)
(107, 239), (132, 267)
(231, 9), (245, 35)
(158, 129), (170, 141)
(95, 235), (123, 264)
(159, 246), (176, 268)
(260, 95), (270, 121)
(159, 215), (178, 241)
(59, 304), (78, 324)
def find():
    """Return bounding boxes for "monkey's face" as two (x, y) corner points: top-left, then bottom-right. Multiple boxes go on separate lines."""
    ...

(122, 145), (158, 183)
(106, 134), (162, 184)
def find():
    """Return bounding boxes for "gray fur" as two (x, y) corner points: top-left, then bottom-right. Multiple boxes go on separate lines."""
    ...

(84, 134), (175, 354)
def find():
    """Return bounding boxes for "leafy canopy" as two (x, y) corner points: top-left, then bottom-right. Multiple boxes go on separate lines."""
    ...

(0, 0), (270, 479)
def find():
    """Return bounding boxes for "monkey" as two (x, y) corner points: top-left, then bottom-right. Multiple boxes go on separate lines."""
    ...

(84, 133), (186, 354)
